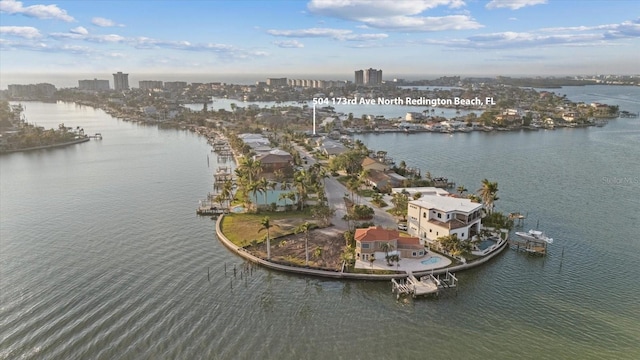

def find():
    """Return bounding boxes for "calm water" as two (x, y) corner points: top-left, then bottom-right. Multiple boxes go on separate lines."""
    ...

(1, 86), (639, 359)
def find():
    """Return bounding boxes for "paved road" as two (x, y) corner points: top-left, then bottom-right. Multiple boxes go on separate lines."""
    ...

(294, 144), (399, 231)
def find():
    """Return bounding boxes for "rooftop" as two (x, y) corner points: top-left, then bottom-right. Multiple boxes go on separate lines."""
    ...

(411, 194), (482, 214)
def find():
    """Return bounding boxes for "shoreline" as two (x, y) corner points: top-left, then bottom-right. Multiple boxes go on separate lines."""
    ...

(0, 136), (90, 154)
(215, 214), (509, 280)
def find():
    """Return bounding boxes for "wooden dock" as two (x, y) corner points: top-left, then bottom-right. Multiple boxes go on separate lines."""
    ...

(391, 271), (458, 299)
(508, 238), (547, 255)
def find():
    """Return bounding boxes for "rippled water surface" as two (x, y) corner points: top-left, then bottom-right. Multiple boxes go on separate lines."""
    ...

(1, 86), (639, 359)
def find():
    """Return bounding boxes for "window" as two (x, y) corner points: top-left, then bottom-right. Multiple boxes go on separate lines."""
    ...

(461, 233), (465, 237)
(447, 214), (450, 219)
(361, 243), (370, 249)
(412, 252), (417, 256)
(437, 213), (442, 219)
(423, 212), (426, 218)
(429, 229), (432, 233)
(436, 232), (439, 236)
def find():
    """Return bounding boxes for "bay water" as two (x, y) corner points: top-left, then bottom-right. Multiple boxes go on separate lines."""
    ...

(1, 86), (639, 359)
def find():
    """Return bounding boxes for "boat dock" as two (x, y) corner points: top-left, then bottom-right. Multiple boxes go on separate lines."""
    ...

(508, 238), (547, 255)
(391, 271), (458, 299)
(87, 133), (103, 139)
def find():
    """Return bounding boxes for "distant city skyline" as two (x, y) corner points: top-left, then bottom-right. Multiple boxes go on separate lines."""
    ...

(1, 0), (639, 85)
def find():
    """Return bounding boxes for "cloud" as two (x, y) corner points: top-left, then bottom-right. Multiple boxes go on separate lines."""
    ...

(0, 25), (41, 38)
(540, 20), (640, 39)
(267, 27), (388, 41)
(91, 17), (124, 27)
(308, 0), (465, 18)
(0, 39), (92, 54)
(130, 37), (268, 58)
(0, 0), (74, 21)
(273, 40), (304, 48)
(306, 0), (480, 31)
(420, 18), (639, 50)
(70, 26), (88, 35)
(362, 15), (482, 31)
(486, 0), (547, 10)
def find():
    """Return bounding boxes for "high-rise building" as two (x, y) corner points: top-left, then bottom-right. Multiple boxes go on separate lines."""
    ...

(355, 68), (382, 85)
(113, 72), (129, 91)
(78, 78), (110, 91)
(139, 80), (164, 90)
(364, 68), (382, 85)
(354, 70), (364, 85)
(266, 78), (288, 87)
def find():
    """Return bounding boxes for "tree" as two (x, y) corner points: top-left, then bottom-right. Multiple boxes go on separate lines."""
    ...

(246, 180), (262, 211)
(293, 169), (310, 210)
(456, 185), (468, 196)
(258, 216), (279, 260)
(380, 242), (394, 265)
(390, 192), (409, 220)
(295, 222), (313, 266)
(478, 179), (499, 214)
(258, 177), (270, 208)
(436, 234), (472, 257)
(238, 157), (262, 184)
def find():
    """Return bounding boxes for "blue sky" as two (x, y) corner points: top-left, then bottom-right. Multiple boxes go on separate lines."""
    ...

(1, 0), (639, 81)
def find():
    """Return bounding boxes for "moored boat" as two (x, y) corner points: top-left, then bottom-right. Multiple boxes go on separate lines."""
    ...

(515, 229), (553, 244)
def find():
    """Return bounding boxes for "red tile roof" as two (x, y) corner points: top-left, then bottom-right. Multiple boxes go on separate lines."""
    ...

(355, 226), (400, 242)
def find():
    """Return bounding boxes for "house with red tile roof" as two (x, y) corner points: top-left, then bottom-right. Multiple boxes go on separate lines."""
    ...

(354, 226), (425, 261)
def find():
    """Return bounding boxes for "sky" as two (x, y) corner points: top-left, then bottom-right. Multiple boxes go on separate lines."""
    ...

(1, 0), (639, 86)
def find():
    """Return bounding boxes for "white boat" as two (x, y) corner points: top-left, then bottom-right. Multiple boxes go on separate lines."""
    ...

(515, 229), (553, 244)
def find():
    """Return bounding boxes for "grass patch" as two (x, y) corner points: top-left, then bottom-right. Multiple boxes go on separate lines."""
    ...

(357, 189), (375, 197)
(347, 267), (402, 275)
(220, 209), (314, 247)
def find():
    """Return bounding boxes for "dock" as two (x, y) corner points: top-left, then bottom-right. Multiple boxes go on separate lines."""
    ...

(508, 238), (547, 255)
(87, 133), (103, 139)
(196, 205), (227, 216)
(391, 271), (458, 299)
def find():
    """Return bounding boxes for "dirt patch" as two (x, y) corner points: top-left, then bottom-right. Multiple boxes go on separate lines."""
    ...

(249, 227), (346, 270)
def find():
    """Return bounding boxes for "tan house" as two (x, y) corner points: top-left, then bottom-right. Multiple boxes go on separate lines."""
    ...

(361, 156), (388, 172)
(355, 226), (425, 261)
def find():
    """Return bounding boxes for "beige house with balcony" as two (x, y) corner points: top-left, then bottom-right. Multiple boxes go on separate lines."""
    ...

(407, 195), (483, 245)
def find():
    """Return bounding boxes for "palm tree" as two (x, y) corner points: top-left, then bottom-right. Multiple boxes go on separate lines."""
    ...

(293, 170), (310, 210)
(257, 177), (270, 208)
(380, 242), (394, 265)
(258, 216), (279, 260)
(238, 157), (262, 184)
(246, 181), (261, 211)
(456, 185), (468, 196)
(220, 180), (233, 211)
(295, 221), (312, 265)
(478, 179), (499, 214)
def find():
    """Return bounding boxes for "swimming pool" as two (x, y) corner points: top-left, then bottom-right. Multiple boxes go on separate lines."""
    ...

(477, 239), (498, 251)
(420, 257), (441, 265)
(231, 206), (245, 213)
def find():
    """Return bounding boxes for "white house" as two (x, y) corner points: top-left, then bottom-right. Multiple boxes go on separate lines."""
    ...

(407, 195), (483, 245)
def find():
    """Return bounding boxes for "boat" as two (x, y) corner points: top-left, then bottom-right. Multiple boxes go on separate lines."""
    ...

(515, 229), (553, 244)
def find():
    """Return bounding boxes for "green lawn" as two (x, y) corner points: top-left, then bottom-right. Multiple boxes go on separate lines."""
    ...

(220, 209), (314, 247)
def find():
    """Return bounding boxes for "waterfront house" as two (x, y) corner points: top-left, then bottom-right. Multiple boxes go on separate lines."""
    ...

(407, 195), (483, 246)
(254, 149), (293, 174)
(354, 226), (425, 261)
(318, 140), (347, 157)
(361, 156), (388, 172)
(364, 169), (407, 190)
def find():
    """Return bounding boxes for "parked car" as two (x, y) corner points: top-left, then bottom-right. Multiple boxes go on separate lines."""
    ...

(397, 222), (408, 231)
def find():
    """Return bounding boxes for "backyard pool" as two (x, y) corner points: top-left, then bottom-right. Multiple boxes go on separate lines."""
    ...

(477, 238), (498, 251)
(420, 257), (441, 265)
